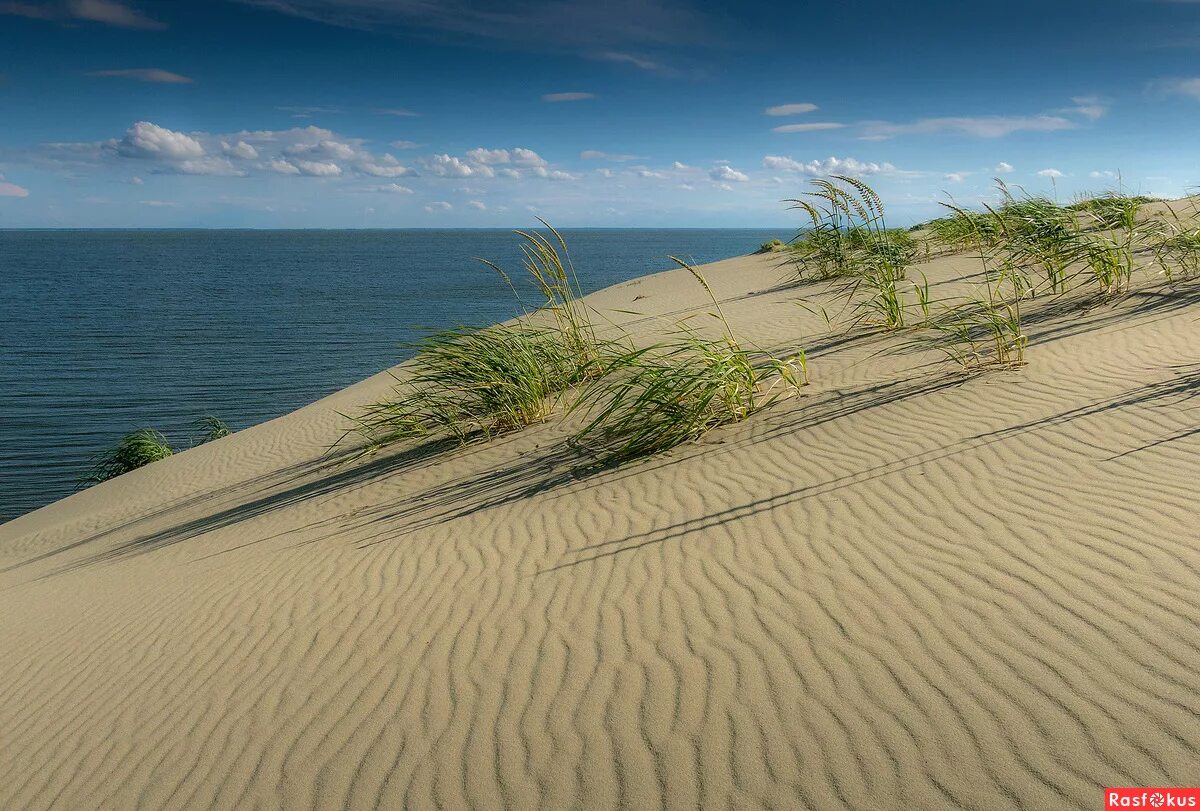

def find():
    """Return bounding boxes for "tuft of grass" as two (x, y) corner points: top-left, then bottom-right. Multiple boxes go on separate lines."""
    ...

(570, 259), (806, 465)
(193, 415), (231, 445)
(756, 238), (785, 253)
(346, 222), (614, 454)
(786, 175), (909, 281)
(81, 428), (175, 484)
(351, 323), (605, 447)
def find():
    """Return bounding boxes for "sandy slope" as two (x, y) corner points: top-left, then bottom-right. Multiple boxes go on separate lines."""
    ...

(2, 243), (1199, 809)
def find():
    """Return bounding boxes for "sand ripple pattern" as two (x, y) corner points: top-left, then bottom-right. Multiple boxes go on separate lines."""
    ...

(2, 254), (1200, 809)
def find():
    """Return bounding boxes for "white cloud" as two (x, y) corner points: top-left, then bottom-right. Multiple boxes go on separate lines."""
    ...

(1036, 168), (1064, 178)
(67, 0), (165, 29)
(264, 158), (301, 175)
(1148, 77), (1200, 101)
(286, 138), (358, 160)
(176, 157), (244, 176)
(1065, 95), (1108, 119)
(467, 200), (486, 210)
(709, 165), (749, 182)
(377, 108), (420, 117)
(139, 199), (181, 207)
(425, 201), (452, 212)
(715, 183), (734, 191)
(87, 68), (192, 84)
(771, 122), (846, 133)
(465, 147), (512, 165)
(116, 121), (205, 160)
(638, 169), (667, 179)
(581, 149), (639, 161)
(765, 103), (818, 116)
(496, 168), (521, 179)
(861, 115), (1074, 139)
(222, 140), (259, 159)
(510, 147), (546, 166)
(1089, 170), (1118, 179)
(425, 153), (483, 177)
(359, 162), (410, 177)
(671, 161), (690, 170)
(294, 159), (342, 176)
(361, 183), (414, 193)
(596, 51), (659, 71)
(944, 172), (969, 183)
(761, 155), (899, 176)
(530, 166), (577, 181)
(390, 140), (421, 149)
(0, 176), (30, 197)
(542, 92), (595, 102)
(995, 161), (1014, 173)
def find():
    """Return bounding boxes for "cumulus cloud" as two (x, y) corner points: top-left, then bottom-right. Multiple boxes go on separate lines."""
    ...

(222, 140), (258, 159)
(425, 201), (452, 212)
(264, 158), (301, 175)
(861, 115), (1074, 139)
(465, 147), (511, 165)
(1036, 168), (1064, 178)
(294, 159), (342, 176)
(542, 92), (595, 102)
(87, 68), (192, 83)
(771, 122), (846, 133)
(638, 169), (667, 179)
(425, 153), (488, 177)
(1089, 170), (1118, 179)
(943, 172), (969, 183)
(117, 121), (205, 160)
(761, 155), (900, 176)
(467, 200), (486, 210)
(995, 161), (1014, 173)
(765, 103), (818, 116)
(709, 165), (749, 182)
(530, 166), (577, 181)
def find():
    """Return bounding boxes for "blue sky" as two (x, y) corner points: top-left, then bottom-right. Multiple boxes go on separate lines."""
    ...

(1, 0), (1199, 227)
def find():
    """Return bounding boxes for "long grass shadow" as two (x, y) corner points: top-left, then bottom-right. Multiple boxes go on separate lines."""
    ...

(7, 435), (463, 580)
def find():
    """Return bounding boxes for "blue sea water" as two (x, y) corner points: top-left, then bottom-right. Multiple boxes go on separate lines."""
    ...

(0, 228), (785, 522)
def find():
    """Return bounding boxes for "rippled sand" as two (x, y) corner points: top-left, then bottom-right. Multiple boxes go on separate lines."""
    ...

(3, 238), (1199, 808)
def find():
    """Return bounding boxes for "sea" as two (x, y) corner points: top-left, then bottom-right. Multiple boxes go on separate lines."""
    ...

(0, 228), (786, 522)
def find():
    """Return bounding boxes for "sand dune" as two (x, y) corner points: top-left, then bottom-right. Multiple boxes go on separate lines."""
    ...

(3, 246), (1199, 809)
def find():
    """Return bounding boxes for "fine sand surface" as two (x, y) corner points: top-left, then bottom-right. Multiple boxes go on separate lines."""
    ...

(3, 239), (1200, 809)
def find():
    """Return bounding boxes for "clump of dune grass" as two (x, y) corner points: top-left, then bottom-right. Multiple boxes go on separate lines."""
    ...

(347, 222), (614, 453)
(787, 176), (913, 281)
(192, 415), (231, 445)
(921, 200), (1031, 369)
(81, 428), (175, 484)
(80, 415), (234, 485)
(571, 259), (806, 465)
(756, 238), (785, 253)
(1147, 203), (1200, 282)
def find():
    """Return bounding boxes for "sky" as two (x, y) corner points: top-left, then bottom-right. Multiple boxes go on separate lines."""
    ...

(1, 0), (1199, 228)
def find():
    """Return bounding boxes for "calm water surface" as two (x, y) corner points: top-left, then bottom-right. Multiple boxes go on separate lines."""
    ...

(0, 228), (784, 521)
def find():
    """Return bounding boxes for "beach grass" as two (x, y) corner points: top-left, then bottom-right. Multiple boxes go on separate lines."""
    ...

(81, 428), (175, 484)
